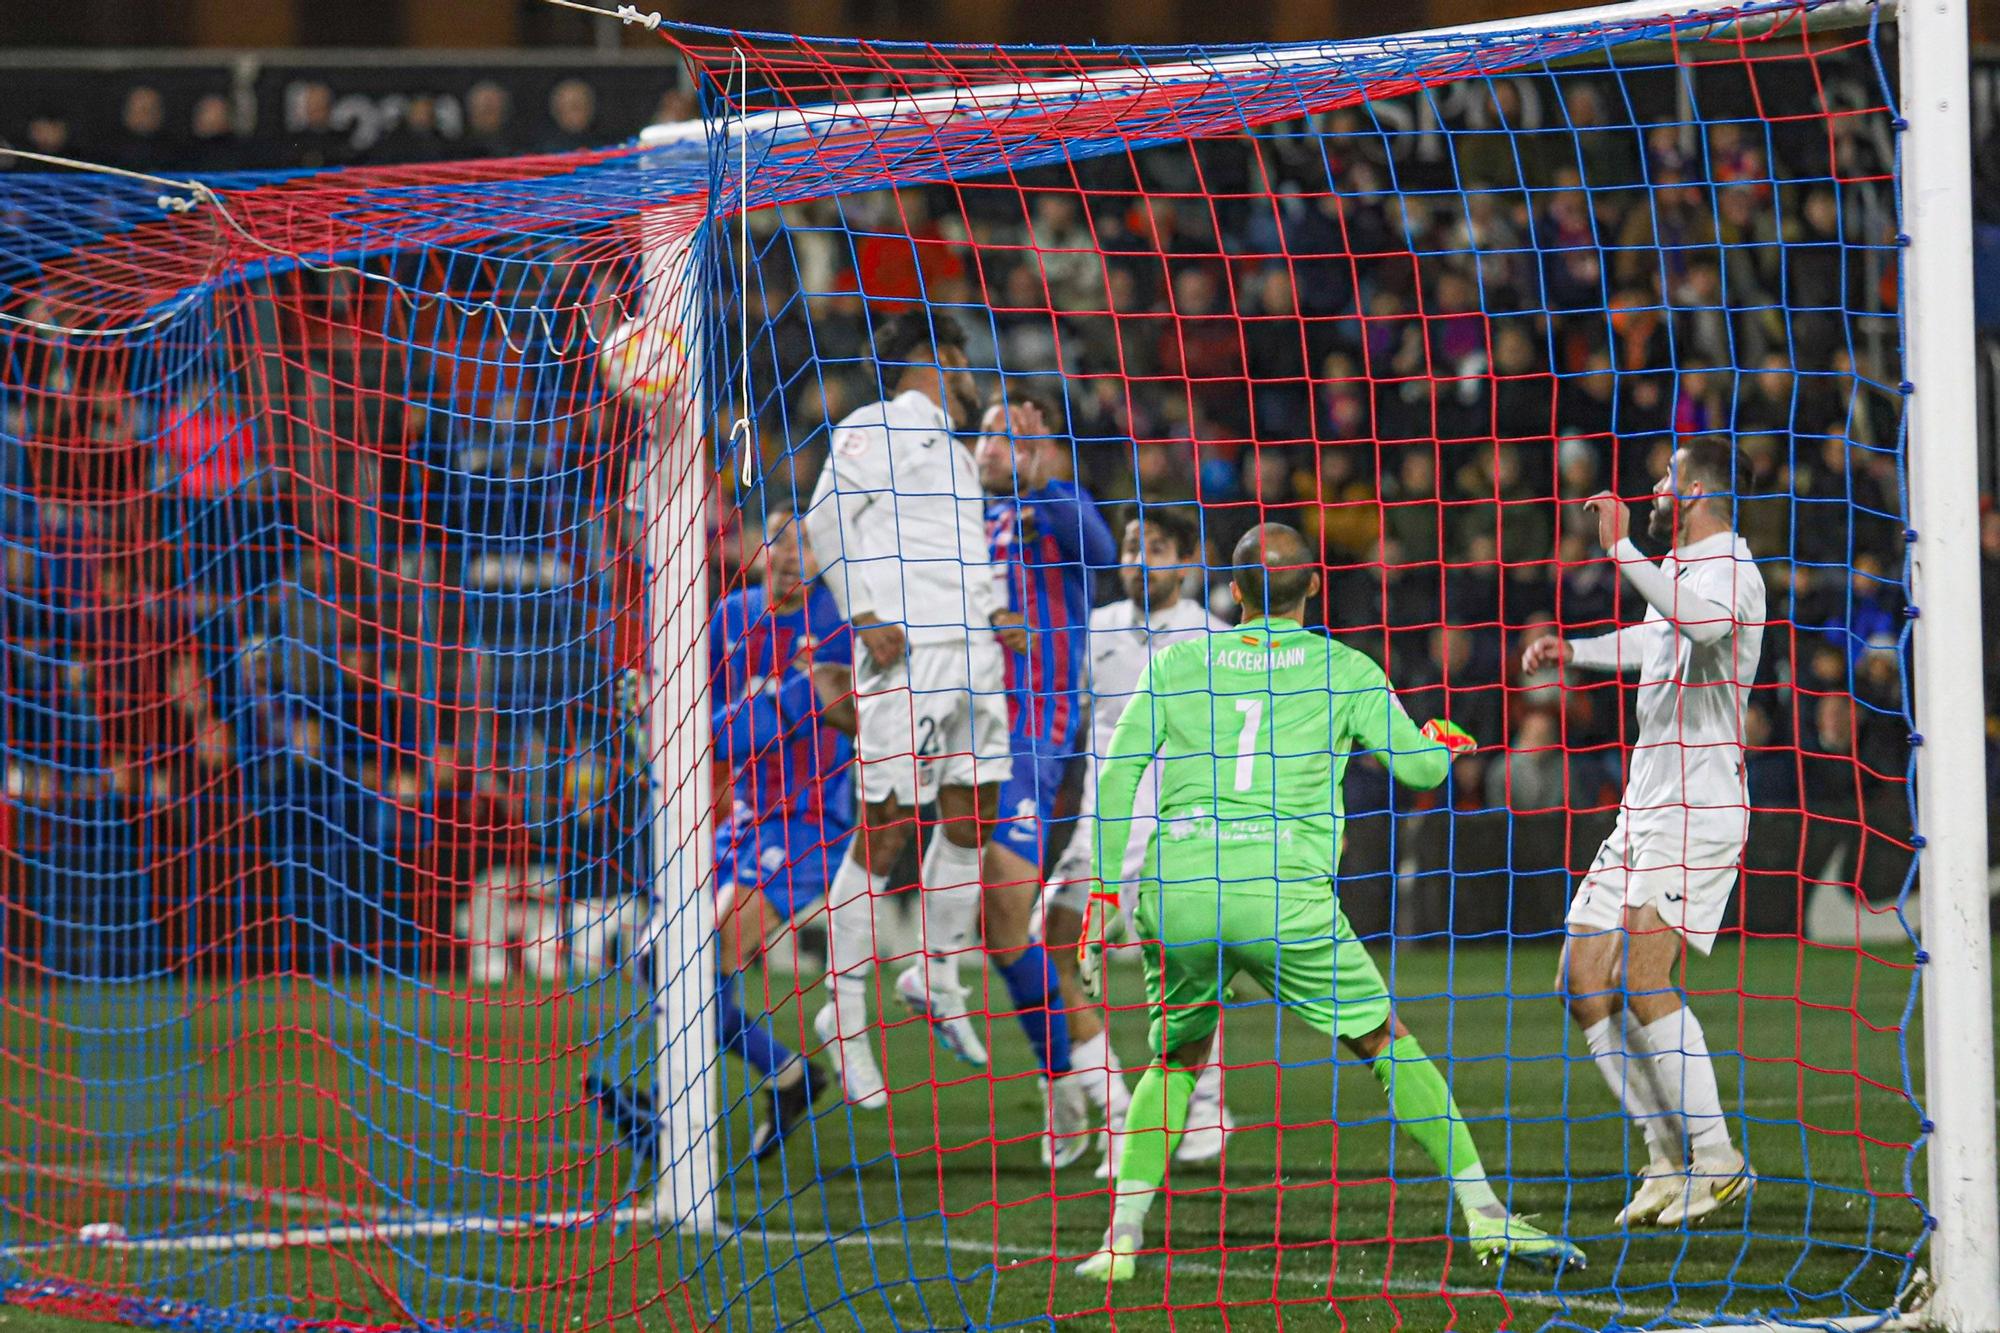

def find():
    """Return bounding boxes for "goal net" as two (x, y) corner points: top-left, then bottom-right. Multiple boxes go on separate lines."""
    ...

(0, 1), (1976, 1330)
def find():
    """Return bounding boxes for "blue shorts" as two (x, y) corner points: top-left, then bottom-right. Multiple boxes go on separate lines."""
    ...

(992, 728), (1082, 868)
(713, 810), (854, 920)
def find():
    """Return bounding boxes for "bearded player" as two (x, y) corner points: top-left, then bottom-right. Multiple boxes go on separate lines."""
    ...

(1077, 523), (1584, 1280)
(1521, 438), (1764, 1228)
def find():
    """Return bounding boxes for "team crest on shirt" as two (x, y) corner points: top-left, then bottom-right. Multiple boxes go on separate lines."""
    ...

(834, 429), (868, 457)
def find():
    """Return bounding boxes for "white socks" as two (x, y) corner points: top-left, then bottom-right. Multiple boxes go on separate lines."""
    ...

(1637, 1006), (1733, 1159)
(916, 834), (983, 991)
(1584, 1012), (1684, 1169)
(1071, 1028), (1131, 1118)
(823, 852), (887, 1041)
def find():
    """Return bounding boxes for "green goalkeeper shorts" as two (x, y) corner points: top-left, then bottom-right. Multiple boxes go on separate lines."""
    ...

(1132, 856), (1392, 1058)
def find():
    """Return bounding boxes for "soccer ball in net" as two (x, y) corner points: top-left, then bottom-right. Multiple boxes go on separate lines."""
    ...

(597, 314), (686, 408)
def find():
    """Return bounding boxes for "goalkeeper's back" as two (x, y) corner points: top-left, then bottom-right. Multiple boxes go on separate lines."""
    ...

(1094, 526), (1459, 888)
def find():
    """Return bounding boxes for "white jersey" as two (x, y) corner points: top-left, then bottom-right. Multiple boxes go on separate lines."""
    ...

(1569, 530), (1766, 822)
(1085, 597), (1229, 757)
(1050, 595), (1226, 899)
(804, 390), (998, 646)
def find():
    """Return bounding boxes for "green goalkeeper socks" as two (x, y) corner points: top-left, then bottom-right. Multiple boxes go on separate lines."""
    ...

(1370, 1033), (1503, 1220)
(1109, 1062), (1200, 1231)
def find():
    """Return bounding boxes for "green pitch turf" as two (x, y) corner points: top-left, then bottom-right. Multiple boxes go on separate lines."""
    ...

(0, 936), (1966, 1333)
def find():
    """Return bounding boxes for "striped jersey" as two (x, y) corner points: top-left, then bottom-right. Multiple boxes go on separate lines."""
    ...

(985, 478), (1116, 745)
(709, 584), (854, 829)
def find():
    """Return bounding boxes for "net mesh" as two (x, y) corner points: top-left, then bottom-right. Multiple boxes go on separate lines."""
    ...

(0, 3), (1929, 1330)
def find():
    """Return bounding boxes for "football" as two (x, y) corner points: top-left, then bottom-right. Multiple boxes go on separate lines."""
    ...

(597, 314), (687, 409)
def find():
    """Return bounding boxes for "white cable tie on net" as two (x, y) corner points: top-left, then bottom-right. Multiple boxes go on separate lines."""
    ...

(729, 46), (755, 488)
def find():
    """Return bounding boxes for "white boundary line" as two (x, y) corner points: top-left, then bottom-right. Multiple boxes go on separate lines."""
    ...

(1, 1206), (1922, 1331)
(0, 1161), (400, 1224)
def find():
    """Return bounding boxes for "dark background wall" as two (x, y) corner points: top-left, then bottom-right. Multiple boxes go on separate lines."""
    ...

(6, 0), (2000, 50)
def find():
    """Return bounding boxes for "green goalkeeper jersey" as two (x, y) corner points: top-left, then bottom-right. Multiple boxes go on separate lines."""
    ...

(1093, 615), (1456, 891)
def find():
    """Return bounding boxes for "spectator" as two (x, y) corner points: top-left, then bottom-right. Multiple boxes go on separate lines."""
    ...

(115, 85), (169, 170)
(1487, 710), (1566, 812)
(465, 80), (513, 155)
(543, 78), (598, 151)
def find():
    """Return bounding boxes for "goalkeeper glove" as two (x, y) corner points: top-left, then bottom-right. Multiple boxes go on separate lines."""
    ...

(1421, 718), (1479, 756)
(1075, 885), (1118, 1000)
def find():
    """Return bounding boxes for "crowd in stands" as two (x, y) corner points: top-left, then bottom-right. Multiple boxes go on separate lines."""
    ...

(0, 61), (1978, 979)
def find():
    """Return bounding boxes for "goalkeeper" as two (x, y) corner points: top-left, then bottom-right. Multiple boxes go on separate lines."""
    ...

(1076, 523), (1584, 1280)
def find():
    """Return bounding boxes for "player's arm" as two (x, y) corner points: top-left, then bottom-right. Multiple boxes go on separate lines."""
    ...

(803, 429), (889, 630)
(1611, 539), (1738, 644)
(1093, 657), (1164, 886)
(1022, 479), (1118, 573)
(1531, 622), (1657, 675)
(809, 617), (859, 736)
(710, 600), (779, 768)
(1584, 491), (1737, 645)
(1346, 655), (1458, 792)
(1077, 655), (1165, 995)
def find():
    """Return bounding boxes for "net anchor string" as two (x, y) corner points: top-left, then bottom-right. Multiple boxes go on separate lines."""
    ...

(539, 0), (664, 30)
(0, 146), (649, 357)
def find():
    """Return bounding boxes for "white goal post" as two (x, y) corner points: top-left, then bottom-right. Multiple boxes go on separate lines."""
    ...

(629, 2), (1998, 1327)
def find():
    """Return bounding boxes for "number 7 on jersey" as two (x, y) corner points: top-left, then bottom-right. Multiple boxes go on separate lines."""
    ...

(1232, 698), (1264, 792)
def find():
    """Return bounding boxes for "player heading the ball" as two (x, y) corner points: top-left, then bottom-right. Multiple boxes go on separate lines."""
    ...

(803, 309), (1019, 1116)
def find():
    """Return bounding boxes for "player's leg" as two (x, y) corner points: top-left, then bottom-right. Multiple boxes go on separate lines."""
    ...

(1046, 761), (1134, 1174)
(1078, 885), (1219, 1282)
(819, 655), (921, 1108)
(716, 825), (838, 1159)
(983, 747), (1075, 1069)
(1174, 1005), (1235, 1165)
(1621, 855), (1753, 1226)
(894, 779), (992, 1066)
(1562, 825), (1692, 1224)
(1042, 875), (1131, 1177)
(1259, 893), (1583, 1272)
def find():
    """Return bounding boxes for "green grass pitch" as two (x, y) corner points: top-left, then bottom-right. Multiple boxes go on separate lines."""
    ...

(0, 936), (1962, 1333)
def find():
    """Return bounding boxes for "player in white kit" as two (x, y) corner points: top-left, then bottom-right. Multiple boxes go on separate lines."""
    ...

(1521, 438), (1766, 1228)
(1047, 508), (1239, 1175)
(803, 309), (1013, 1110)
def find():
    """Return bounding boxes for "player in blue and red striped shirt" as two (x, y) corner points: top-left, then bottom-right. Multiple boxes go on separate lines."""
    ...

(967, 390), (1116, 1164)
(590, 502), (856, 1168)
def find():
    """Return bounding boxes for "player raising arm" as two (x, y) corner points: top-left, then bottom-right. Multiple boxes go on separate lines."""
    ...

(1078, 523), (1583, 1282)
(1520, 438), (1765, 1228)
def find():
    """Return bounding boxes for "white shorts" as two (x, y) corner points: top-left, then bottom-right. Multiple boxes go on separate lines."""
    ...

(853, 639), (1011, 806)
(1046, 755), (1157, 917)
(1566, 803), (1749, 955)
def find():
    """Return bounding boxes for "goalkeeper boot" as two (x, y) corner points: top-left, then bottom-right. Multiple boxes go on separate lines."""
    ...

(1466, 1208), (1586, 1274)
(1041, 1074), (1092, 1169)
(750, 1059), (830, 1162)
(1075, 1218), (1142, 1283)
(1656, 1149), (1754, 1227)
(813, 1003), (888, 1111)
(895, 964), (989, 1067)
(1615, 1161), (1688, 1229)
